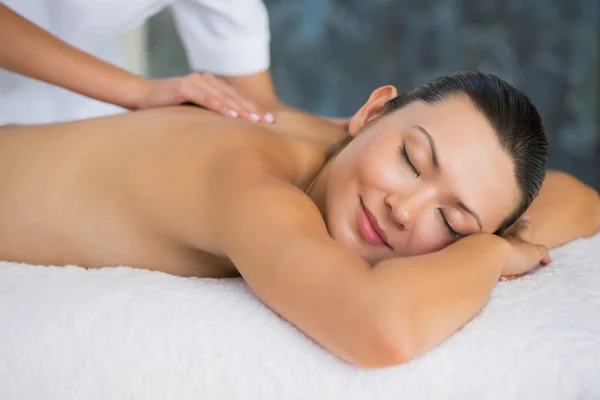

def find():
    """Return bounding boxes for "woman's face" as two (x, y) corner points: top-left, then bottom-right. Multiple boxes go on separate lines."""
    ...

(325, 92), (520, 264)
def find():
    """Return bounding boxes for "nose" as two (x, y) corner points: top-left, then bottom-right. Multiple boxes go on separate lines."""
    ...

(384, 188), (435, 230)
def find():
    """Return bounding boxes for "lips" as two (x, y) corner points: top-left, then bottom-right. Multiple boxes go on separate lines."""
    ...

(357, 198), (390, 248)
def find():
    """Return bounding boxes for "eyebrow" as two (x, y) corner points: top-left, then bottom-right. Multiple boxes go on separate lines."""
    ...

(413, 124), (439, 169)
(412, 124), (483, 232)
(455, 198), (483, 232)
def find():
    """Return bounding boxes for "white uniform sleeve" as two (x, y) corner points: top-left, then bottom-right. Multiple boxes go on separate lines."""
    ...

(169, 0), (271, 76)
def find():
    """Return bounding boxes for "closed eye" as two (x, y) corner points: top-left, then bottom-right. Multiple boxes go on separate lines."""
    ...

(399, 141), (419, 177)
(438, 208), (462, 239)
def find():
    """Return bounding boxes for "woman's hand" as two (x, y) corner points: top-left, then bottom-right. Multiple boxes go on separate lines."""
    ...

(137, 73), (275, 124)
(500, 217), (551, 280)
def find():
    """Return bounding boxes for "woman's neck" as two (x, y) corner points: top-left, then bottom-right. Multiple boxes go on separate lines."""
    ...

(304, 135), (353, 221)
(262, 109), (349, 221)
(264, 110), (347, 147)
(304, 160), (331, 219)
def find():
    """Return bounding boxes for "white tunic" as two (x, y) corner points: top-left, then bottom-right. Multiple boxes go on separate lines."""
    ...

(0, 0), (271, 124)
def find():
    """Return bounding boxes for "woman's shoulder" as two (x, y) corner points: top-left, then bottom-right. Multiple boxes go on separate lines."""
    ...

(213, 121), (332, 190)
(88, 105), (336, 190)
(165, 107), (337, 190)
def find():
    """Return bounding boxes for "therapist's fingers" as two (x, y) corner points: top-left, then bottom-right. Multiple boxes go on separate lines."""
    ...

(210, 79), (274, 123)
(204, 74), (258, 111)
(183, 73), (274, 123)
(197, 91), (263, 122)
(198, 94), (245, 119)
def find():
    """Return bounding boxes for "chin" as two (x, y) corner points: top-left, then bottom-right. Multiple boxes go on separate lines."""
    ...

(326, 215), (393, 264)
(337, 235), (388, 265)
(327, 219), (363, 253)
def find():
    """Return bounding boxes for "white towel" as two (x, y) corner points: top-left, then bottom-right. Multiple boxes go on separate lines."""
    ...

(1, 233), (599, 400)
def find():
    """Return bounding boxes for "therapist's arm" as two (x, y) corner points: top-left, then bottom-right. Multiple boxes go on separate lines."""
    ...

(0, 4), (271, 122)
(0, 4), (147, 109)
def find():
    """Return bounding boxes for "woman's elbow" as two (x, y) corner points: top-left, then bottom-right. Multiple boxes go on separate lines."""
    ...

(579, 181), (600, 235)
(591, 188), (600, 233)
(344, 307), (419, 369)
(357, 334), (416, 369)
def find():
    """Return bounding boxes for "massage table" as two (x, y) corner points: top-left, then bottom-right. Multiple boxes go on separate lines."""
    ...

(1, 233), (599, 399)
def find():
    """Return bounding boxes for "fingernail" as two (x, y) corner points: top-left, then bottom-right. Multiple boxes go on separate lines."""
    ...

(263, 112), (275, 123)
(521, 215), (530, 221)
(250, 113), (260, 122)
(228, 110), (239, 118)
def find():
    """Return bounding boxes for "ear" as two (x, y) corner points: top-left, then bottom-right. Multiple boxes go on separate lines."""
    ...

(347, 85), (398, 137)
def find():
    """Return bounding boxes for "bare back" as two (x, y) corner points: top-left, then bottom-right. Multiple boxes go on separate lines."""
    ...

(0, 107), (340, 277)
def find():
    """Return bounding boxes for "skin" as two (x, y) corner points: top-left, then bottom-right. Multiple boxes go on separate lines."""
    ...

(318, 91), (520, 265)
(0, 3), (347, 125)
(0, 106), (341, 276)
(0, 86), (598, 368)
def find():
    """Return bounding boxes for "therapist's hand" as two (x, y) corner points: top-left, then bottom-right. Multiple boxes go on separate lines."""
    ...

(137, 73), (275, 123)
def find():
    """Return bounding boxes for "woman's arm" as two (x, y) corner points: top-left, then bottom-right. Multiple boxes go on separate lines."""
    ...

(206, 155), (543, 368)
(519, 170), (600, 249)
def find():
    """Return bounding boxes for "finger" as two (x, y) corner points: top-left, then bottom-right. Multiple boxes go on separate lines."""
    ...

(198, 80), (268, 123)
(182, 74), (240, 113)
(184, 73), (273, 123)
(537, 244), (551, 265)
(209, 79), (276, 123)
(499, 272), (526, 282)
(190, 88), (262, 123)
(182, 81), (242, 119)
(218, 97), (265, 123)
(220, 95), (276, 124)
(198, 74), (276, 123)
(225, 94), (275, 124)
(199, 94), (240, 119)
(214, 82), (261, 113)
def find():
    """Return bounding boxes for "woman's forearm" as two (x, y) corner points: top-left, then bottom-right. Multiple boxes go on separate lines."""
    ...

(370, 234), (509, 364)
(523, 170), (600, 249)
(0, 4), (148, 109)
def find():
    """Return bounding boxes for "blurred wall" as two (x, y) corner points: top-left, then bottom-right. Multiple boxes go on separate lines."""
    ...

(147, 0), (599, 189)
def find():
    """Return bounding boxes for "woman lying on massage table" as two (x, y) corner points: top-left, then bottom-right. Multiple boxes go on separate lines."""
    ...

(0, 71), (599, 368)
